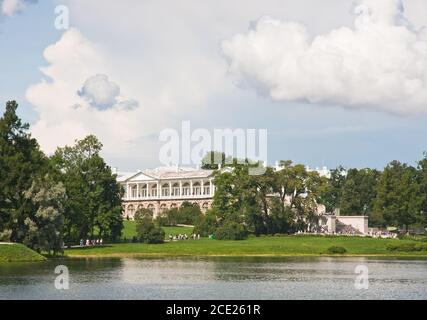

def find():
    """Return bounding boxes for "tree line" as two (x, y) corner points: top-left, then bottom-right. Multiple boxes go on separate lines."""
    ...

(0, 101), (123, 254)
(195, 152), (427, 240)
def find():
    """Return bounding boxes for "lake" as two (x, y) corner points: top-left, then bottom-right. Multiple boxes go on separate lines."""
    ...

(0, 257), (426, 300)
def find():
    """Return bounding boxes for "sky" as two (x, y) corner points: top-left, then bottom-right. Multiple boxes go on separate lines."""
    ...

(1, 0), (427, 171)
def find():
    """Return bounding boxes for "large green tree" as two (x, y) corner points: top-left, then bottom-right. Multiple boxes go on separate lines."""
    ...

(340, 168), (380, 217)
(51, 135), (123, 243)
(373, 161), (422, 231)
(0, 101), (50, 242)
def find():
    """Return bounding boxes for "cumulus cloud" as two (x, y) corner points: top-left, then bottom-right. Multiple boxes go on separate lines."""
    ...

(222, 0), (427, 114)
(0, 0), (35, 16)
(78, 74), (120, 110)
(26, 28), (146, 156)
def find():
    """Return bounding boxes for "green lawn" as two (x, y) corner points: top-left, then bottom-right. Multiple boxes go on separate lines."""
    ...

(0, 243), (46, 263)
(65, 235), (427, 258)
(122, 220), (193, 240)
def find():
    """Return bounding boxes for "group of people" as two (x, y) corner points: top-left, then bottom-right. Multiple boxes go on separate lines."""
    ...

(79, 238), (104, 247)
(169, 233), (201, 241)
(368, 230), (398, 238)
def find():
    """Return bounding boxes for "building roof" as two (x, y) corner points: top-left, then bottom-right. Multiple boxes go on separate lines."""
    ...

(117, 167), (214, 183)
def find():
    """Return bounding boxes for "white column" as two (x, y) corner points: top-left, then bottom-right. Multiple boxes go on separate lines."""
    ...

(190, 180), (193, 197)
(200, 179), (204, 196)
(210, 180), (213, 196)
(169, 182), (172, 198)
(179, 181), (183, 197)
(136, 184), (140, 199)
(157, 182), (160, 199)
(147, 182), (151, 198)
(126, 183), (130, 200)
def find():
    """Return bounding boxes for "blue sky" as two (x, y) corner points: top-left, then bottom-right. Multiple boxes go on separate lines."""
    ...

(1, 0), (427, 171)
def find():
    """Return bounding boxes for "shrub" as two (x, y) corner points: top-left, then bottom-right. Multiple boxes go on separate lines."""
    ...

(193, 210), (218, 237)
(326, 246), (347, 254)
(215, 221), (248, 240)
(135, 215), (165, 244)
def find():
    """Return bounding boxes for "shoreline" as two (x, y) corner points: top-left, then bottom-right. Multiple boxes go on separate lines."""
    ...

(63, 252), (427, 259)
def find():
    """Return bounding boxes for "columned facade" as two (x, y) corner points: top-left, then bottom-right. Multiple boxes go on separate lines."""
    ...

(118, 167), (215, 219)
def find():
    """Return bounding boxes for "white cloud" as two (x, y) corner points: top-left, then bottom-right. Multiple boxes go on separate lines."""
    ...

(26, 28), (152, 158)
(0, 0), (34, 16)
(222, 0), (427, 114)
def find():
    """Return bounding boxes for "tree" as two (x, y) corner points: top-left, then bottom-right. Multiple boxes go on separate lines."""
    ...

(417, 152), (427, 226)
(51, 135), (123, 243)
(340, 168), (380, 217)
(373, 161), (422, 231)
(0, 101), (50, 242)
(135, 209), (164, 244)
(22, 174), (66, 255)
(320, 166), (347, 213)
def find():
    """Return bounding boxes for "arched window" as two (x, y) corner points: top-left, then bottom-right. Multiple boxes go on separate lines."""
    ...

(151, 184), (158, 197)
(182, 183), (190, 196)
(161, 184), (170, 197)
(193, 182), (201, 195)
(141, 184), (148, 198)
(203, 182), (210, 196)
(170, 203), (178, 209)
(137, 204), (144, 211)
(131, 185), (138, 198)
(172, 183), (180, 196)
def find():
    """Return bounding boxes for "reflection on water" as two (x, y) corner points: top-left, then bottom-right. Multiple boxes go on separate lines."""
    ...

(0, 257), (426, 300)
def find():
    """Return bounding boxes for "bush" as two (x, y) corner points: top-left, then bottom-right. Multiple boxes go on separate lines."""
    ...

(326, 246), (347, 254)
(215, 221), (248, 241)
(135, 215), (165, 244)
(193, 210), (218, 237)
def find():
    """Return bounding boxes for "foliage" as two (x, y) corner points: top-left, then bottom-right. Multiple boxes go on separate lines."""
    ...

(135, 210), (165, 244)
(373, 161), (423, 231)
(160, 201), (203, 226)
(193, 209), (219, 237)
(215, 220), (248, 240)
(51, 135), (123, 243)
(340, 168), (380, 217)
(0, 101), (50, 243)
(326, 246), (347, 254)
(210, 160), (326, 237)
(320, 166), (347, 213)
(22, 174), (66, 255)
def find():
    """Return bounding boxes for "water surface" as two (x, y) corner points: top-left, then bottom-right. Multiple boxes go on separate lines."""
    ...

(0, 257), (426, 300)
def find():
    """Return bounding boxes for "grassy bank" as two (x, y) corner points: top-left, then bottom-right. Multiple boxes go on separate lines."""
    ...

(65, 235), (427, 258)
(0, 243), (46, 263)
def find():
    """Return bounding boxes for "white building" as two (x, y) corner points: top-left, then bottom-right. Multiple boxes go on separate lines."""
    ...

(118, 166), (215, 219)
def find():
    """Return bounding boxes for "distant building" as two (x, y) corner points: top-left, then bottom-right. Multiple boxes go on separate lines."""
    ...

(118, 166), (215, 219)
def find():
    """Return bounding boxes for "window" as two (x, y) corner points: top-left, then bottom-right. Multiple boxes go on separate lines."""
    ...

(131, 185), (138, 198)
(182, 183), (190, 196)
(204, 182), (211, 195)
(193, 182), (201, 195)
(141, 184), (148, 197)
(162, 184), (170, 197)
(151, 184), (158, 197)
(172, 183), (180, 196)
